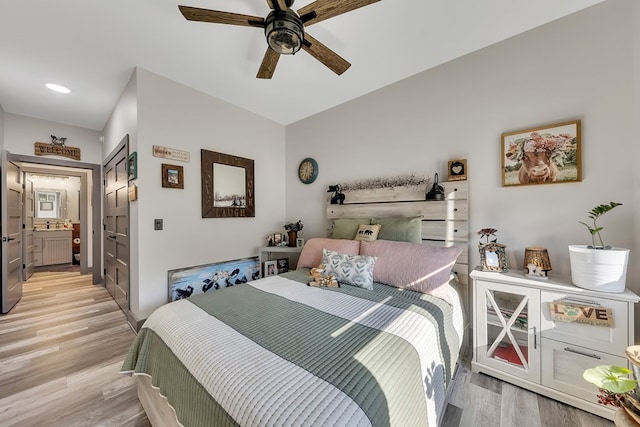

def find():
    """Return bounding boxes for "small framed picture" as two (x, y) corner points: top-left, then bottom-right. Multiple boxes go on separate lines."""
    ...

(296, 237), (304, 247)
(128, 152), (138, 181)
(162, 163), (184, 189)
(273, 233), (283, 245)
(276, 258), (289, 274)
(264, 260), (278, 277)
(448, 159), (467, 181)
(479, 243), (508, 272)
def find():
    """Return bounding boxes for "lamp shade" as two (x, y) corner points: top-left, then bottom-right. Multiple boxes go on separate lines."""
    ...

(523, 247), (552, 275)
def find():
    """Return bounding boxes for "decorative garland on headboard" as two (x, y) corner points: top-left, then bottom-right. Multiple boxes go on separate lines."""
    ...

(340, 174), (431, 192)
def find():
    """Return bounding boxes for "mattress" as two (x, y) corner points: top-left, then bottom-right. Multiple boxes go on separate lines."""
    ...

(122, 269), (463, 426)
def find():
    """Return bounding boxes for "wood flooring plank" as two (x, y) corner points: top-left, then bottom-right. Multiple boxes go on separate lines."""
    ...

(500, 382), (541, 427)
(0, 270), (147, 426)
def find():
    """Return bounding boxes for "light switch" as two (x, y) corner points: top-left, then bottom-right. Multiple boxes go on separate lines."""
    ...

(154, 219), (163, 230)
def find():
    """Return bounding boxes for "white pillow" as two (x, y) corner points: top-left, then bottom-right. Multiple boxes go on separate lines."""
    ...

(321, 249), (377, 290)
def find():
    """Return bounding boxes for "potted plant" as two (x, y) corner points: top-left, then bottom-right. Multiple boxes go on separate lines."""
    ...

(569, 202), (629, 293)
(583, 345), (640, 424)
(284, 220), (303, 248)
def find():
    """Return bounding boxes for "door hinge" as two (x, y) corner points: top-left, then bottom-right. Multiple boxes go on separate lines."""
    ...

(22, 223), (25, 229)
(104, 268), (107, 275)
(23, 264), (26, 269)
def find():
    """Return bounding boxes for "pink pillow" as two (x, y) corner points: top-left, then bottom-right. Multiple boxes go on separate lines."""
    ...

(360, 240), (462, 304)
(297, 238), (361, 269)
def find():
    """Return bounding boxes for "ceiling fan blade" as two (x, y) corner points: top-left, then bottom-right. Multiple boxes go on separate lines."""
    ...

(266, 0), (289, 11)
(257, 48), (280, 79)
(179, 6), (265, 28)
(302, 33), (351, 75)
(297, 0), (380, 26)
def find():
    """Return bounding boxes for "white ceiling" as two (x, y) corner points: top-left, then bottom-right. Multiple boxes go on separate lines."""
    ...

(0, 0), (605, 131)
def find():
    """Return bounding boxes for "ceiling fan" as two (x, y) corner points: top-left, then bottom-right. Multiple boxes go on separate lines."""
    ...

(178, 0), (380, 79)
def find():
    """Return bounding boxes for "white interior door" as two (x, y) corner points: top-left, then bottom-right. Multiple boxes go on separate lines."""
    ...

(1, 151), (24, 313)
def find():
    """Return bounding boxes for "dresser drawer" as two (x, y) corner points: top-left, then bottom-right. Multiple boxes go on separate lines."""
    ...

(541, 338), (628, 403)
(540, 290), (628, 355)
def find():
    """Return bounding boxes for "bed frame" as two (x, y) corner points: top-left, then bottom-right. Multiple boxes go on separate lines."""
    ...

(327, 180), (470, 317)
(137, 180), (470, 426)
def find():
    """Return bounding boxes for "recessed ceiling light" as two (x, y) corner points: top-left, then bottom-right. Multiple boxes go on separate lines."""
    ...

(45, 83), (71, 94)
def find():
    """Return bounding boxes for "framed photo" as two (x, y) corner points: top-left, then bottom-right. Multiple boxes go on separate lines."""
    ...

(40, 201), (53, 211)
(273, 233), (283, 245)
(448, 159), (467, 181)
(296, 237), (304, 247)
(502, 120), (581, 187)
(162, 163), (184, 189)
(479, 243), (508, 272)
(264, 260), (278, 277)
(201, 149), (255, 218)
(128, 152), (137, 181)
(168, 256), (260, 302)
(276, 258), (289, 274)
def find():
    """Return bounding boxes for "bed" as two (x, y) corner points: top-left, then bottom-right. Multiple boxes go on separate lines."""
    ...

(122, 180), (470, 426)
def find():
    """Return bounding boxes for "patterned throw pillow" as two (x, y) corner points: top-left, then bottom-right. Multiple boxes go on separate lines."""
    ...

(354, 224), (381, 242)
(321, 249), (377, 290)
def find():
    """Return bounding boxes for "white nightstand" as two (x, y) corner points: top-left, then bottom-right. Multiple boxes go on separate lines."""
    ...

(470, 267), (639, 420)
(259, 246), (303, 272)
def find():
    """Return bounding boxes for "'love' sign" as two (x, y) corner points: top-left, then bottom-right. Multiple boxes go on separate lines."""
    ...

(549, 302), (614, 327)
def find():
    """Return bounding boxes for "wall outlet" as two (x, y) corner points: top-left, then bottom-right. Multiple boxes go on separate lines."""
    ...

(154, 219), (163, 230)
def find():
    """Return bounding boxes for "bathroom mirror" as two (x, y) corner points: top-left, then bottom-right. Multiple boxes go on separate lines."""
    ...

(35, 190), (67, 219)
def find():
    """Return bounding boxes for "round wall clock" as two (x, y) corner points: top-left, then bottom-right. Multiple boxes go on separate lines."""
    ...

(298, 158), (318, 184)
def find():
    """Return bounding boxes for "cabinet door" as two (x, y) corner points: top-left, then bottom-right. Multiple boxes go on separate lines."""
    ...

(475, 280), (541, 383)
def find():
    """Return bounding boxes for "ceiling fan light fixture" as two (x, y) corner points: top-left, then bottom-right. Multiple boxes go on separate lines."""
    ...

(265, 10), (304, 55)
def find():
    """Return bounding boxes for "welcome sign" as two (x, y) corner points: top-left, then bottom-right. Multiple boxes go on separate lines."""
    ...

(34, 142), (81, 161)
(549, 301), (613, 327)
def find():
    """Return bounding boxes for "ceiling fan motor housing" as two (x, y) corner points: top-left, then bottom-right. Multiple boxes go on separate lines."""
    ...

(265, 10), (304, 55)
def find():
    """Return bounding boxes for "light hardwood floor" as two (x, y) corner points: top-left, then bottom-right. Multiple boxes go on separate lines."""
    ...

(0, 270), (618, 427)
(0, 270), (149, 427)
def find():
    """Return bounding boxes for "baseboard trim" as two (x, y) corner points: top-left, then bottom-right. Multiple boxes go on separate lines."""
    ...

(126, 310), (146, 332)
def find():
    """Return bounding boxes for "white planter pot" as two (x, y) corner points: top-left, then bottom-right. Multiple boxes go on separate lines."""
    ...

(568, 245), (629, 293)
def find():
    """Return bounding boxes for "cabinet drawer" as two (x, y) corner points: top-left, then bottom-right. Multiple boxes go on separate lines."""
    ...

(541, 338), (628, 403)
(540, 290), (628, 354)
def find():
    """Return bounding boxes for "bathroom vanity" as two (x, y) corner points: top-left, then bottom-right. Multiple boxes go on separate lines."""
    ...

(33, 230), (72, 266)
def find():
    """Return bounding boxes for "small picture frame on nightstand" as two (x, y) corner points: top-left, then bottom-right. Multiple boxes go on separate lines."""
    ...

(296, 237), (304, 247)
(264, 260), (277, 277)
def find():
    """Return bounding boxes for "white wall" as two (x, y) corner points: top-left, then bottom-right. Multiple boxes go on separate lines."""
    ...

(0, 104), (5, 151)
(633, 0), (640, 338)
(3, 113), (102, 164)
(107, 68), (285, 320)
(286, 1), (636, 290)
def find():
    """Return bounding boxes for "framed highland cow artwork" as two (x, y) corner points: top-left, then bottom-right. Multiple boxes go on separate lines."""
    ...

(501, 120), (582, 187)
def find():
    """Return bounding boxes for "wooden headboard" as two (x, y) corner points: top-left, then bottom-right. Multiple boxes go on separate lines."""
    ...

(326, 180), (470, 315)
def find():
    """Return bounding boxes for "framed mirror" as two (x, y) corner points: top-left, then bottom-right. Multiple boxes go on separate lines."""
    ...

(201, 149), (255, 218)
(35, 190), (67, 219)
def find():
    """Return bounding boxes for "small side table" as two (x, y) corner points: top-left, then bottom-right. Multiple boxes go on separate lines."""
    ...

(259, 246), (303, 272)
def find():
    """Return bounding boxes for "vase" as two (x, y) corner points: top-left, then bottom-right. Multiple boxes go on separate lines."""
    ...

(568, 245), (629, 293)
(288, 231), (297, 247)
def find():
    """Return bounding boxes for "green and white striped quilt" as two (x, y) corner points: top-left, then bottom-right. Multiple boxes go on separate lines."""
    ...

(122, 270), (463, 427)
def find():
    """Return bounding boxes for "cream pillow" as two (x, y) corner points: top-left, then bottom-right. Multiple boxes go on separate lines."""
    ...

(354, 224), (381, 242)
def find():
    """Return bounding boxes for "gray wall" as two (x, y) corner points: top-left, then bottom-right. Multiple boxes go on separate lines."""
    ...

(286, 1), (637, 293)
(103, 68), (286, 320)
